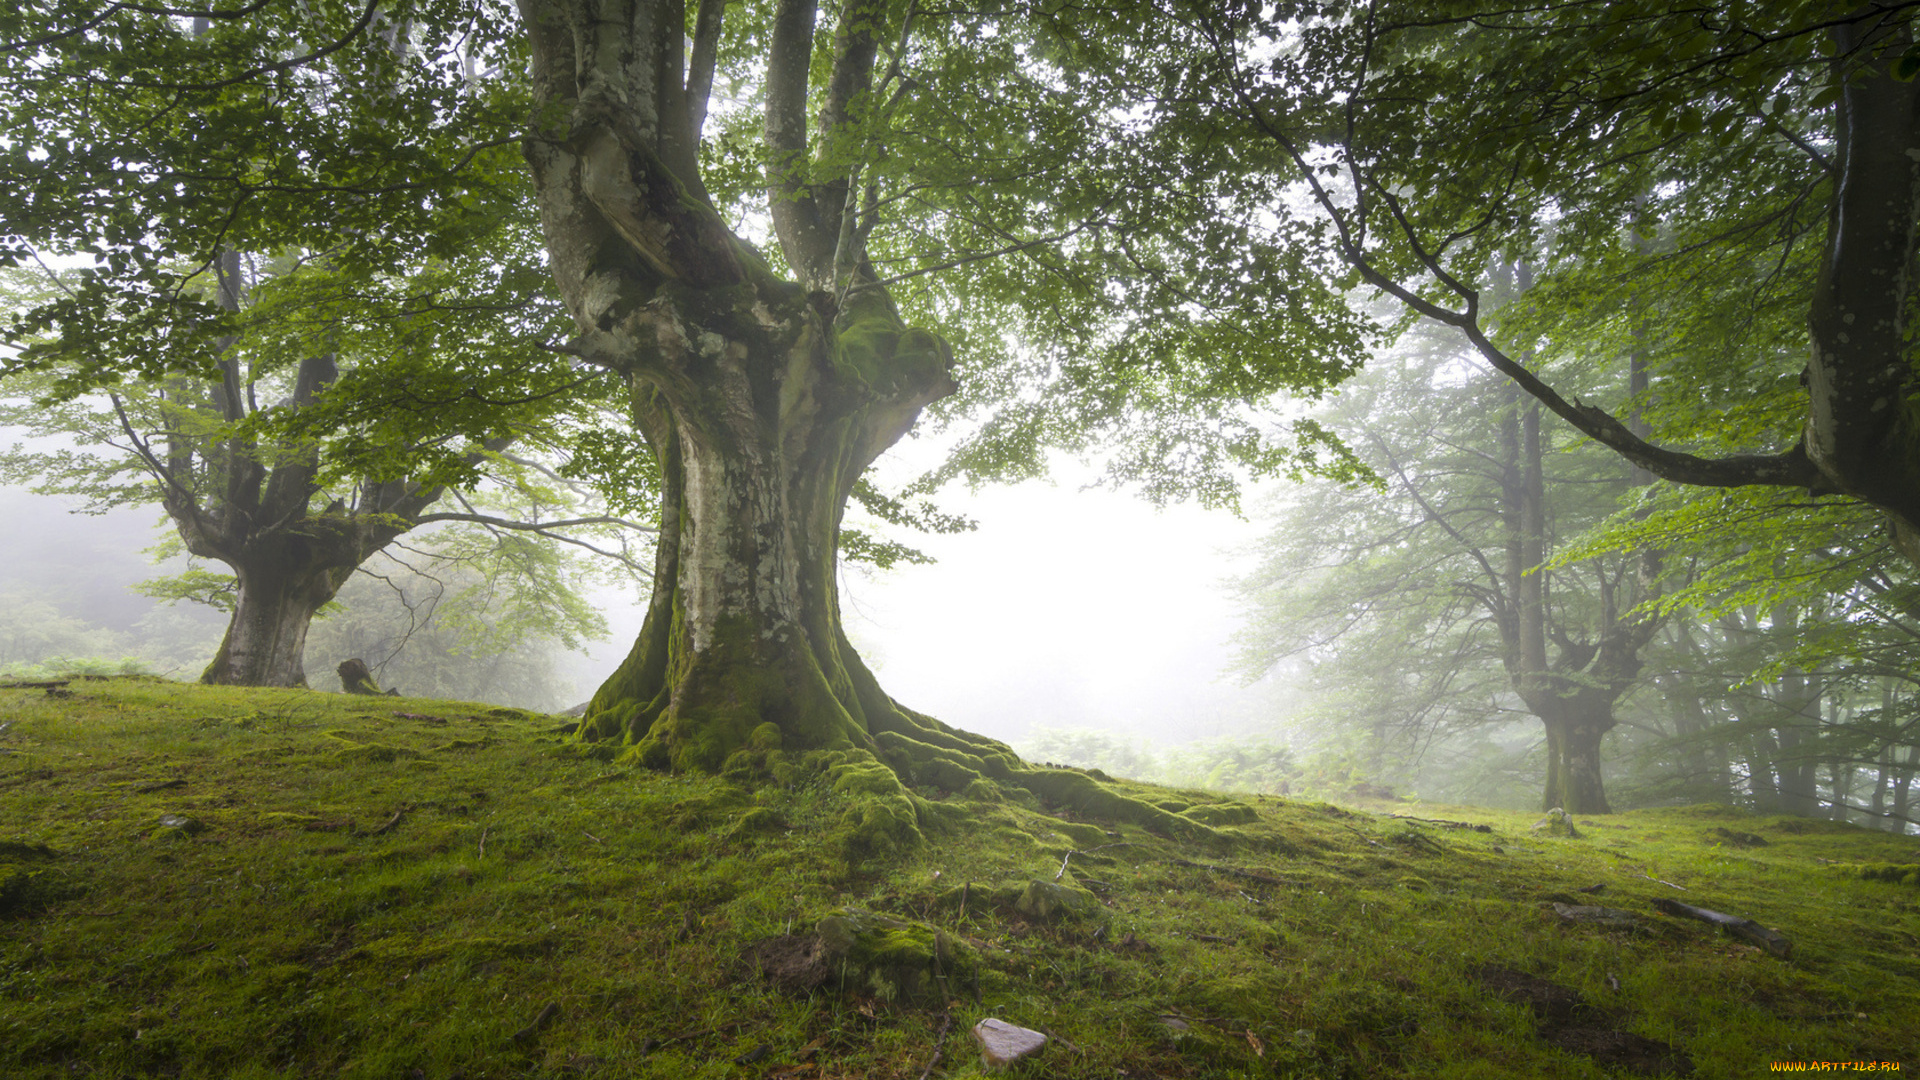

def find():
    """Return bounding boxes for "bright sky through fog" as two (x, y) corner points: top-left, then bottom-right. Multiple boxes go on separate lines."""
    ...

(832, 459), (1274, 748)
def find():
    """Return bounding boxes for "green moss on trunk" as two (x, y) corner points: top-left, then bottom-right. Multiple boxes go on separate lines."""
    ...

(574, 263), (1205, 858)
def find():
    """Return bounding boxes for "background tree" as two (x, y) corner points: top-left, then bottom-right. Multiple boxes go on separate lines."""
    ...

(0, 253), (650, 688)
(1237, 326), (1665, 812)
(1568, 483), (1920, 831)
(1168, 1), (1920, 559)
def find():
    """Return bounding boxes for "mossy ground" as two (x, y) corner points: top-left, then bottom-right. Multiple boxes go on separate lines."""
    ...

(2, 678), (1916, 1078)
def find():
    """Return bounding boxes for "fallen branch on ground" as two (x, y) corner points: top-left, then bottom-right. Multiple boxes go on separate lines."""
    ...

(1387, 813), (1493, 832)
(1651, 898), (1792, 958)
(369, 807), (407, 836)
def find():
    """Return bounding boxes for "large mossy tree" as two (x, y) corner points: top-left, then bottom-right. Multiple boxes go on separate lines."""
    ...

(517, 0), (1358, 827)
(519, 0), (968, 771)
(3, 0), (1369, 840)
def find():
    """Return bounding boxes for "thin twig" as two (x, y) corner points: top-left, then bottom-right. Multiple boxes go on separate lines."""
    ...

(916, 1013), (954, 1080)
(478, 825), (490, 859)
(370, 807), (406, 836)
(1056, 841), (1153, 881)
(1342, 824), (1384, 848)
(510, 1001), (560, 1043)
(1631, 869), (1687, 891)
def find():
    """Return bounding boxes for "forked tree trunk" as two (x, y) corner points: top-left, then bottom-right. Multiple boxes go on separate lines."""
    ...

(519, 0), (981, 774)
(575, 286), (978, 774)
(1493, 367), (1659, 815)
(513, 0), (1201, 845)
(180, 510), (416, 688)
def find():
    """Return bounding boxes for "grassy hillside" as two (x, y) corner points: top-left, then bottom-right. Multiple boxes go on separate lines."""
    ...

(2, 677), (1915, 1078)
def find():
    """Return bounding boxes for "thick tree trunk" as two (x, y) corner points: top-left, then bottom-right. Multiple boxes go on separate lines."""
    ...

(1541, 706), (1612, 815)
(512, 0), (1204, 849)
(518, 0), (963, 777)
(575, 285), (966, 774)
(180, 511), (404, 687)
(200, 556), (351, 687)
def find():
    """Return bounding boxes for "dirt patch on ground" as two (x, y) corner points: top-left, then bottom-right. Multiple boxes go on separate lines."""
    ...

(1471, 963), (1692, 1076)
(748, 933), (831, 994)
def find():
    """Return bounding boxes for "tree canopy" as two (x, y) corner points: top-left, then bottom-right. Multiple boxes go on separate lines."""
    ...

(1160, 0), (1920, 555)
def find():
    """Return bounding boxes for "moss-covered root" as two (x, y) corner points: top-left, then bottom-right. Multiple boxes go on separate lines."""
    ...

(868, 723), (1217, 841)
(580, 599), (1216, 855)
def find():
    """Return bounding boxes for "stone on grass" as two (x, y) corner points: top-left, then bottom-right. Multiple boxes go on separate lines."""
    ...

(157, 814), (206, 835)
(1531, 808), (1581, 838)
(1015, 880), (1096, 921)
(972, 1018), (1046, 1069)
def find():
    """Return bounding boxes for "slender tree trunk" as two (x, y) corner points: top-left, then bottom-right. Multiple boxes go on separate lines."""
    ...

(1869, 748), (1891, 822)
(1891, 746), (1915, 835)
(1747, 729), (1782, 812)
(1771, 652), (1823, 817)
(1666, 631), (1733, 799)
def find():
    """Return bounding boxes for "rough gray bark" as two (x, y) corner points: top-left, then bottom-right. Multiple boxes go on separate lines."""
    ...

(516, 0), (968, 769)
(510, 0), (1210, 849)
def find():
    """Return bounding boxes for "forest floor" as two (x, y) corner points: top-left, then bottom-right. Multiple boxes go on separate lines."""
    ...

(1, 676), (1916, 1079)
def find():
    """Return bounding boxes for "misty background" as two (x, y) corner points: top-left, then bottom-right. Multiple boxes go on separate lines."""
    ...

(0, 434), (1292, 776)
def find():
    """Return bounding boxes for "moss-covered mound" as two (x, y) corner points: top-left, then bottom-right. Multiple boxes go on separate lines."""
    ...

(2, 679), (1918, 1079)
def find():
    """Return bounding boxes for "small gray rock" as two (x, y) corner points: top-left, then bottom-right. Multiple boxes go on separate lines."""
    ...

(972, 1018), (1046, 1069)
(157, 814), (205, 835)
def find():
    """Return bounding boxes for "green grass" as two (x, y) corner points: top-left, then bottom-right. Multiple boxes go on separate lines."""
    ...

(2, 677), (1916, 1078)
